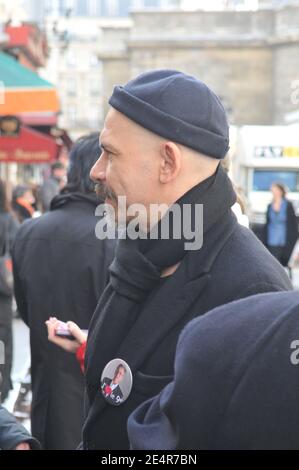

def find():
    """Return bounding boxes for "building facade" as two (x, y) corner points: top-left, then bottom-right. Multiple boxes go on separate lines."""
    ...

(99, 4), (299, 126)
(7, 1), (298, 135)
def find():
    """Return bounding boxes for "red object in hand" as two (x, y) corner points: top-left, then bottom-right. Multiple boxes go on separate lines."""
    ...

(104, 385), (112, 396)
(76, 341), (86, 373)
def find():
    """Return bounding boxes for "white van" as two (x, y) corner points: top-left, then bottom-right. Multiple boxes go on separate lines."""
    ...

(232, 125), (299, 225)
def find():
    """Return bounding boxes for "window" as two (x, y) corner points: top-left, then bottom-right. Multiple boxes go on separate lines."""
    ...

(89, 78), (100, 95)
(75, 0), (88, 15)
(66, 50), (76, 67)
(101, 0), (119, 16)
(58, 0), (74, 14)
(90, 53), (99, 68)
(89, 0), (98, 15)
(59, 0), (66, 14)
(67, 105), (77, 125)
(89, 106), (101, 128)
(131, 0), (143, 8)
(67, 77), (77, 96)
(65, 0), (75, 9)
(144, 0), (160, 7)
(253, 170), (299, 192)
(46, 0), (60, 14)
(118, 0), (131, 16)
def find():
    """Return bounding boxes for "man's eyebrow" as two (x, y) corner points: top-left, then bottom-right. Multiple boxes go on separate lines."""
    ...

(100, 142), (119, 154)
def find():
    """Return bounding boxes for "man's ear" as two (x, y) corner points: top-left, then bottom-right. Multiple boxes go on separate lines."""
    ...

(159, 142), (182, 184)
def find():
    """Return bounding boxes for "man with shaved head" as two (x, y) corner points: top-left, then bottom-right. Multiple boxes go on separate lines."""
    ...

(48, 70), (292, 449)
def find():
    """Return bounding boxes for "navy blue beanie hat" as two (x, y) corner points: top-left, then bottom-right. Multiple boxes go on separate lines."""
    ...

(109, 69), (229, 159)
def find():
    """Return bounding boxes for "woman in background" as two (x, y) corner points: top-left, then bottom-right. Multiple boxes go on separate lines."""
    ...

(0, 180), (19, 402)
(11, 185), (35, 223)
(265, 183), (298, 277)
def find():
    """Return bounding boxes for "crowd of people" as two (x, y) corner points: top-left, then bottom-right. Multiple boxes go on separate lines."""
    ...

(0, 69), (298, 451)
(0, 160), (68, 406)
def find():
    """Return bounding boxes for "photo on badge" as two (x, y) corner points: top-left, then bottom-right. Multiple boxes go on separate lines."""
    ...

(100, 358), (133, 406)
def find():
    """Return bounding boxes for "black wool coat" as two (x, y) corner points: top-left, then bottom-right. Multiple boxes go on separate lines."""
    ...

(0, 212), (19, 401)
(128, 290), (299, 450)
(82, 211), (292, 450)
(12, 193), (115, 449)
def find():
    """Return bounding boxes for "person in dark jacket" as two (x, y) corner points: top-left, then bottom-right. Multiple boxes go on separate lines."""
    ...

(128, 290), (299, 450)
(0, 404), (40, 450)
(11, 185), (35, 223)
(0, 180), (19, 402)
(39, 162), (66, 213)
(265, 182), (298, 270)
(48, 70), (292, 450)
(12, 134), (115, 450)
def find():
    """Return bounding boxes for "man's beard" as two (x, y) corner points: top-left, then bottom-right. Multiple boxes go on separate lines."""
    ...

(95, 182), (127, 231)
(95, 181), (117, 203)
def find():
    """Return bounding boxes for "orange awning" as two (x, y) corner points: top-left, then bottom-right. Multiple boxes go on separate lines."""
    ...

(1, 88), (60, 114)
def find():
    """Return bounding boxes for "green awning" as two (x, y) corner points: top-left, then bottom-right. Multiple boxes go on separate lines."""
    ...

(0, 52), (60, 114)
(0, 51), (54, 89)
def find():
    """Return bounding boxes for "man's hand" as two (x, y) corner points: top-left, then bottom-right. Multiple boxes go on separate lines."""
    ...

(14, 442), (31, 450)
(46, 317), (87, 354)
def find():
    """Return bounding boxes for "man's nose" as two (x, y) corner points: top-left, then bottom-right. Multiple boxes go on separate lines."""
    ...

(90, 153), (107, 182)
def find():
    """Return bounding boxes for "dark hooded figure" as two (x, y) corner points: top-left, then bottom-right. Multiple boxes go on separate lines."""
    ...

(128, 290), (299, 450)
(0, 404), (40, 450)
(11, 185), (35, 223)
(12, 134), (115, 449)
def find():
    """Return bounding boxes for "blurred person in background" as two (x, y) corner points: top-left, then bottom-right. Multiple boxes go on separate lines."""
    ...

(12, 185), (35, 223)
(39, 161), (67, 213)
(12, 134), (115, 450)
(231, 187), (249, 228)
(28, 182), (42, 216)
(265, 183), (298, 277)
(0, 180), (19, 402)
(221, 155), (249, 228)
(57, 145), (70, 169)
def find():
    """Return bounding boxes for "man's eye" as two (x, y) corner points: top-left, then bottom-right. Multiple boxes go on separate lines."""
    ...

(102, 148), (113, 158)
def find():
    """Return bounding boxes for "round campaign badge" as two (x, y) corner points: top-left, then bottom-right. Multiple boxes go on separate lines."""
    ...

(100, 358), (133, 406)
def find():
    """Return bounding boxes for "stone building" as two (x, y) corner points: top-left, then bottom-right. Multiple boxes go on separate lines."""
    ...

(99, 4), (299, 126)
